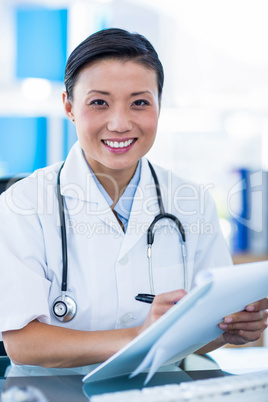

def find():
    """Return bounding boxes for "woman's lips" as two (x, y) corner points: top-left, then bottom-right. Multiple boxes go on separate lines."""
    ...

(102, 138), (137, 153)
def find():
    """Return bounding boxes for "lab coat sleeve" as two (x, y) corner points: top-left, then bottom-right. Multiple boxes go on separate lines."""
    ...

(192, 192), (233, 286)
(0, 182), (51, 333)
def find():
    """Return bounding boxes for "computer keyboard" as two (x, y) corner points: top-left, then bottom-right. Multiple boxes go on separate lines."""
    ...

(90, 370), (268, 401)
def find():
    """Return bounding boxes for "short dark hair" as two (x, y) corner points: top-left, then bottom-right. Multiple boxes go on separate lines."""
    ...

(64, 28), (164, 101)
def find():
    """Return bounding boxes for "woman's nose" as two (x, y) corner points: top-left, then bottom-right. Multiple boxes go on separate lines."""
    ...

(107, 107), (133, 133)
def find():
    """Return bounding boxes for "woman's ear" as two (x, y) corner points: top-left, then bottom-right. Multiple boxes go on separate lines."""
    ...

(62, 91), (75, 122)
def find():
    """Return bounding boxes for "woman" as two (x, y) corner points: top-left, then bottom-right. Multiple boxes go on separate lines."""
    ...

(0, 28), (267, 373)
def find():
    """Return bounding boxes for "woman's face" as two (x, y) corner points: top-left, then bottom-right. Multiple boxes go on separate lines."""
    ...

(63, 58), (160, 176)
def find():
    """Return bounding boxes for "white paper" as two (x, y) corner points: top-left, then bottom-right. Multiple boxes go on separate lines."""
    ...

(83, 261), (268, 384)
(83, 277), (212, 383)
(131, 261), (268, 384)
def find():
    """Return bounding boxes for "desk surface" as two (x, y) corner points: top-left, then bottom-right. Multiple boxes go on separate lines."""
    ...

(1, 369), (229, 401)
(1, 349), (268, 402)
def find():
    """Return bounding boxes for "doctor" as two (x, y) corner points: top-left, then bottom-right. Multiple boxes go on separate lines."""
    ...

(0, 28), (267, 371)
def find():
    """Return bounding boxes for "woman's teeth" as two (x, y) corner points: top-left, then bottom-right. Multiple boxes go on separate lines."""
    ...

(103, 139), (135, 148)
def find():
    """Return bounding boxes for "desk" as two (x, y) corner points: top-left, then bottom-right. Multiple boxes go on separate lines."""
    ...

(1, 369), (228, 401)
(1, 350), (268, 401)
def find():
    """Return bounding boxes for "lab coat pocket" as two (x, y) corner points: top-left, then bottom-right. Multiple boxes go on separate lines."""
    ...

(152, 259), (195, 295)
(152, 262), (185, 294)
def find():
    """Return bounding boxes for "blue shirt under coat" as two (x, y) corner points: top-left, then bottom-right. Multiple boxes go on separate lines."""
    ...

(83, 156), (141, 232)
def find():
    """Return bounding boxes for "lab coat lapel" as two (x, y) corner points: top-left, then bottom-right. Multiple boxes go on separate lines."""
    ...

(117, 159), (159, 261)
(87, 179), (124, 236)
(59, 142), (124, 237)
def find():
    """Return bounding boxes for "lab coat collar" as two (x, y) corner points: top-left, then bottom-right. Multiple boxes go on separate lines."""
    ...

(60, 142), (159, 244)
(60, 142), (100, 201)
(60, 142), (123, 235)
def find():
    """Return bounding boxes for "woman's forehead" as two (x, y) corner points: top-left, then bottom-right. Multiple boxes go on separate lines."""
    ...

(74, 58), (158, 94)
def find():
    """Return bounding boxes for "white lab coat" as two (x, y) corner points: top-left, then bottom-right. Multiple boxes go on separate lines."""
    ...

(0, 141), (232, 337)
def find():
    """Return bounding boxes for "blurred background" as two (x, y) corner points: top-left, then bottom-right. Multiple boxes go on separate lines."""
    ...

(0, 1), (268, 268)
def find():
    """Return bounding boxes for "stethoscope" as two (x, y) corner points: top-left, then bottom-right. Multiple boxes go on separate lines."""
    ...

(52, 160), (187, 322)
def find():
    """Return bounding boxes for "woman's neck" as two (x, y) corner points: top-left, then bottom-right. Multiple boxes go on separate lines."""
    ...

(87, 160), (139, 207)
(101, 167), (137, 206)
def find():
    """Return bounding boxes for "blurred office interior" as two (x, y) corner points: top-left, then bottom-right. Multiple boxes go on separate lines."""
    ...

(0, 0), (268, 261)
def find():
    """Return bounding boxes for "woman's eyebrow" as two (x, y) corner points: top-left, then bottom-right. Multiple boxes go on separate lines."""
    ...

(131, 91), (152, 96)
(87, 90), (110, 95)
(86, 90), (153, 96)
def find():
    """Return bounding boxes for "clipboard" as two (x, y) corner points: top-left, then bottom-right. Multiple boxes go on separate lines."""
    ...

(83, 261), (268, 384)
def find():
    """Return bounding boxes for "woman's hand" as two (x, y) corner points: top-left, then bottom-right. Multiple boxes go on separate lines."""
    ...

(138, 289), (187, 335)
(218, 298), (268, 345)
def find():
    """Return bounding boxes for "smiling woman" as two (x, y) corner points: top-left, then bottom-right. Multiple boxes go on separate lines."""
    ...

(0, 28), (267, 374)
(63, 58), (160, 200)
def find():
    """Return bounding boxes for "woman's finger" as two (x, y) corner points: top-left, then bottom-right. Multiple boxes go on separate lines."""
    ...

(246, 298), (268, 312)
(153, 289), (187, 305)
(219, 317), (268, 332)
(223, 309), (268, 325)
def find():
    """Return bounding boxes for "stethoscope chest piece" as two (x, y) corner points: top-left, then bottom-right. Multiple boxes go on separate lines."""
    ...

(52, 294), (77, 322)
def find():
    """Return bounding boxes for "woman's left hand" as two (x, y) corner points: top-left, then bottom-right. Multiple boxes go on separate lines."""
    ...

(218, 298), (268, 345)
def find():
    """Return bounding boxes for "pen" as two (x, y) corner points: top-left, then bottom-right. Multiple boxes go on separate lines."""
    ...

(135, 293), (155, 304)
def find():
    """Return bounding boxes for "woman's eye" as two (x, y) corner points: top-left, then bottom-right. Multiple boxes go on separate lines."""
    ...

(90, 99), (108, 106)
(133, 99), (149, 106)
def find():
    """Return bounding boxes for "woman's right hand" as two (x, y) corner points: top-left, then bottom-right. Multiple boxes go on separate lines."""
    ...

(138, 289), (187, 335)
(3, 290), (187, 368)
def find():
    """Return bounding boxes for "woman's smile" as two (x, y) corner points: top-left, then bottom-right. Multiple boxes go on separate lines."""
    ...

(102, 138), (137, 153)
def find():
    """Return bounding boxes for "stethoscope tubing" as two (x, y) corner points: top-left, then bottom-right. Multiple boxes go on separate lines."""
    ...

(147, 161), (187, 293)
(57, 162), (68, 292)
(54, 159), (187, 321)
